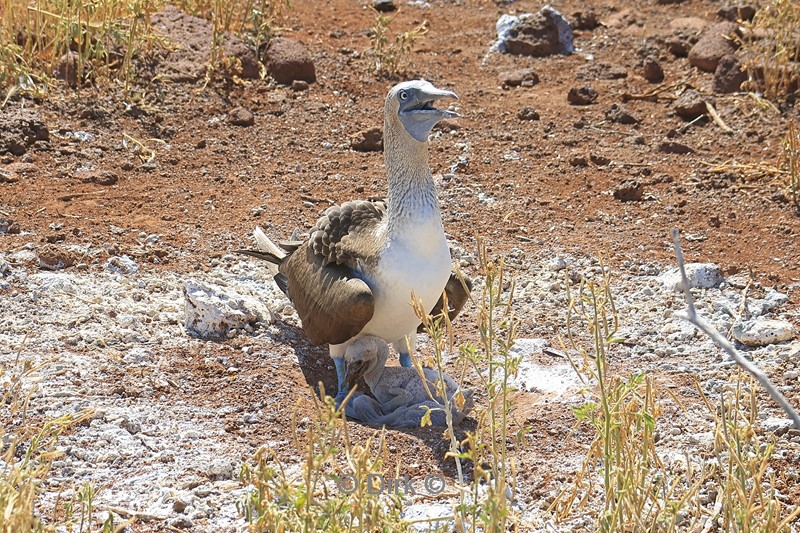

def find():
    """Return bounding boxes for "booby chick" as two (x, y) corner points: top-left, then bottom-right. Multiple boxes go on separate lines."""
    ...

(343, 335), (474, 428)
(237, 80), (460, 404)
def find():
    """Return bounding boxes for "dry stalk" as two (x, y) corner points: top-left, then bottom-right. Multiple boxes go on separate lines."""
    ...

(671, 228), (800, 428)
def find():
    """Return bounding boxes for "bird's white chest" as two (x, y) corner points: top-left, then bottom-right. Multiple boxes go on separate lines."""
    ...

(360, 217), (450, 342)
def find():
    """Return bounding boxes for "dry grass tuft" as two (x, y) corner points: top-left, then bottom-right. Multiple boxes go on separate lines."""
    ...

(366, 8), (428, 79)
(740, 0), (800, 102)
(0, 0), (290, 96)
(552, 259), (800, 531)
(1, 355), (92, 532)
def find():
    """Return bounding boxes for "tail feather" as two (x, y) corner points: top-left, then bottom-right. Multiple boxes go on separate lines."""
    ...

(234, 249), (282, 265)
(254, 226), (286, 260)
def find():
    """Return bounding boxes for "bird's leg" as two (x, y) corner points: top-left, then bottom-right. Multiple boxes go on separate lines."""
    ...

(330, 344), (348, 406)
(394, 331), (417, 368)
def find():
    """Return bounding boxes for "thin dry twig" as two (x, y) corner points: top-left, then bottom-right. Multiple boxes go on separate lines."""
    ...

(621, 79), (689, 102)
(671, 228), (800, 428)
(704, 101), (733, 134)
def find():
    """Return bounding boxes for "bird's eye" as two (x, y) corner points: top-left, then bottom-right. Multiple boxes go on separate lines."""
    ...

(399, 90), (408, 101)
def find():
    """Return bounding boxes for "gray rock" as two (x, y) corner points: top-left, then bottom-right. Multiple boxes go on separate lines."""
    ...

(183, 279), (272, 339)
(733, 319), (796, 347)
(713, 54), (747, 93)
(350, 127), (383, 152)
(402, 504), (454, 531)
(659, 263), (723, 291)
(688, 22), (740, 72)
(673, 89), (707, 120)
(548, 258), (567, 271)
(493, 7), (574, 57)
(749, 291), (789, 317)
(264, 37), (316, 85)
(203, 458), (237, 480)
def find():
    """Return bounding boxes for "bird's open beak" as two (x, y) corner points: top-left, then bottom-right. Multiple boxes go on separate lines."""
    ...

(344, 360), (366, 392)
(399, 83), (460, 142)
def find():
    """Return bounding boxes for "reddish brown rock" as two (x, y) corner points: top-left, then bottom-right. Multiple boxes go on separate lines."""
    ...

(499, 68), (540, 88)
(713, 54), (747, 93)
(56, 52), (80, 87)
(673, 89), (707, 120)
(688, 22), (741, 72)
(567, 85), (597, 105)
(151, 6), (260, 81)
(227, 107), (255, 127)
(643, 56), (664, 83)
(350, 127), (383, 152)
(264, 38), (316, 85)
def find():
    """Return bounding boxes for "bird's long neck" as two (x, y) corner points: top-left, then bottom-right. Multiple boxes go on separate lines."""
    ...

(362, 345), (390, 388)
(383, 122), (441, 232)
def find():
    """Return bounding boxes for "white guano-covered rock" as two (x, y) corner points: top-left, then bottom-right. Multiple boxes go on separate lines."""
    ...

(183, 279), (272, 339)
(732, 318), (796, 347)
(659, 263), (723, 292)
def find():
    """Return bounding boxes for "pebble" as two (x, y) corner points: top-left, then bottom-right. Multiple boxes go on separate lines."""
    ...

(518, 107), (540, 121)
(499, 68), (540, 88)
(372, 0), (396, 12)
(642, 56), (664, 83)
(227, 107), (254, 127)
(567, 85), (597, 105)
(613, 180), (644, 202)
(673, 89), (707, 120)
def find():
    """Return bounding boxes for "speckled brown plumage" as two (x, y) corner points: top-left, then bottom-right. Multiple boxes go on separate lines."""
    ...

(309, 200), (385, 266)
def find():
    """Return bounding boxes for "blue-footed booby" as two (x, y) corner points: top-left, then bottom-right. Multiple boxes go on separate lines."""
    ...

(343, 335), (474, 428)
(238, 80), (465, 404)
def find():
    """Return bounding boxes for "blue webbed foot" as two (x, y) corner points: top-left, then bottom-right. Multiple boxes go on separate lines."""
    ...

(399, 352), (412, 368)
(333, 357), (347, 407)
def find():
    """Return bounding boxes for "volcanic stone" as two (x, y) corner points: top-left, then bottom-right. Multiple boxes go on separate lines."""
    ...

(688, 22), (740, 72)
(264, 38), (316, 85)
(713, 54), (747, 93)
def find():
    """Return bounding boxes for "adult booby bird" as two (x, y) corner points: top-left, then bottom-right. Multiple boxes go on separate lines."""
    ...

(239, 80), (461, 404)
(343, 335), (473, 428)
